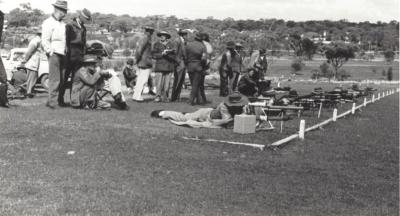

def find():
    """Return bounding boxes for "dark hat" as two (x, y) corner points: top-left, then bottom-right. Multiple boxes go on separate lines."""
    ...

(226, 41), (235, 49)
(83, 55), (98, 64)
(52, 0), (68, 11)
(202, 33), (210, 42)
(150, 110), (164, 118)
(78, 8), (92, 22)
(224, 92), (248, 107)
(143, 26), (155, 32)
(259, 48), (266, 55)
(127, 58), (134, 65)
(194, 32), (203, 41)
(177, 29), (188, 36)
(157, 31), (171, 39)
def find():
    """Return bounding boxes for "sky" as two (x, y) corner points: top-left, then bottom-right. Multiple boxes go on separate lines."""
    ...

(0, 0), (398, 23)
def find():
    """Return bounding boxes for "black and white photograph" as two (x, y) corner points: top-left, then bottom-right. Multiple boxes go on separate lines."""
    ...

(0, 0), (399, 215)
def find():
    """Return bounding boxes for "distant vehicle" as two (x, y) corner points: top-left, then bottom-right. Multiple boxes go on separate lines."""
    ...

(2, 48), (49, 89)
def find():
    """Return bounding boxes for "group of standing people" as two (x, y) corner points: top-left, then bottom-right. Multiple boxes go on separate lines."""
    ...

(124, 26), (213, 106)
(39, 0), (127, 110)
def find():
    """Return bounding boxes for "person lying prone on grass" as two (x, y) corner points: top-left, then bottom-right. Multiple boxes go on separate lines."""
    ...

(150, 92), (248, 128)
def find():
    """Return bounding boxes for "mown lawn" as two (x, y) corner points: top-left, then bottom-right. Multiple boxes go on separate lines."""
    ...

(0, 84), (398, 215)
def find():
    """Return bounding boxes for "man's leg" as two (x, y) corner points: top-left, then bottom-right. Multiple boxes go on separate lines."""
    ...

(162, 72), (172, 102)
(232, 72), (240, 92)
(189, 72), (201, 105)
(171, 61), (186, 101)
(198, 73), (206, 104)
(154, 72), (163, 101)
(26, 69), (38, 95)
(133, 68), (150, 101)
(47, 54), (62, 107)
(219, 69), (229, 97)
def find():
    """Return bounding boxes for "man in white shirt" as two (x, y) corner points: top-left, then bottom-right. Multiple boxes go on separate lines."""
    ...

(41, 0), (68, 108)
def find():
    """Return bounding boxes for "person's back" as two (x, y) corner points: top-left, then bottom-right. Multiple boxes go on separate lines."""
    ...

(186, 40), (206, 64)
(135, 35), (152, 69)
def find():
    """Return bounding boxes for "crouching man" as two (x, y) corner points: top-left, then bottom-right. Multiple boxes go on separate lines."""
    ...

(71, 55), (129, 110)
(71, 55), (111, 109)
(150, 92), (247, 128)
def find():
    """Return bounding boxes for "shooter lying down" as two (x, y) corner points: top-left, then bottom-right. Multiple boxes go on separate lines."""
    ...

(150, 92), (247, 128)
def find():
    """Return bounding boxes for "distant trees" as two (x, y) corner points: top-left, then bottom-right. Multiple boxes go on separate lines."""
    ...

(324, 43), (356, 80)
(6, 3), (46, 27)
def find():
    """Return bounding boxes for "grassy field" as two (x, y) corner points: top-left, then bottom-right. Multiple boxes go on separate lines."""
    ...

(0, 82), (398, 215)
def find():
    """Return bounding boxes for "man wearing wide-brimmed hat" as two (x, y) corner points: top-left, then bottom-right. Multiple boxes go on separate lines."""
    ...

(70, 55), (112, 109)
(150, 92), (247, 128)
(42, 0), (68, 108)
(152, 31), (176, 102)
(64, 8), (92, 104)
(185, 32), (208, 105)
(132, 26), (155, 102)
(170, 28), (188, 102)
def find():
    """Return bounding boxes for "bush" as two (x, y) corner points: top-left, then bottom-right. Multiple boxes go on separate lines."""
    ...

(387, 67), (393, 81)
(310, 69), (320, 80)
(337, 69), (350, 81)
(383, 50), (395, 63)
(291, 59), (304, 73)
(319, 62), (334, 79)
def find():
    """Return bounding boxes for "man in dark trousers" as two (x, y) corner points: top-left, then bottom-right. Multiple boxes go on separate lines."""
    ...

(219, 41), (235, 97)
(185, 32), (207, 105)
(171, 29), (188, 102)
(63, 8), (91, 105)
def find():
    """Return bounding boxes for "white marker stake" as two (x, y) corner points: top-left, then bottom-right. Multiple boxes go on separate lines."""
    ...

(363, 97), (367, 107)
(372, 94), (375, 102)
(333, 109), (338, 122)
(299, 120), (305, 140)
(378, 93), (380, 100)
(351, 103), (356, 114)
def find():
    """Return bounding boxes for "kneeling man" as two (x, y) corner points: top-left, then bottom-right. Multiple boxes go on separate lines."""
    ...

(71, 55), (112, 109)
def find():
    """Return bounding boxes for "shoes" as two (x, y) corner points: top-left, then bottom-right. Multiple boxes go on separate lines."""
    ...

(97, 100), (111, 110)
(154, 96), (161, 102)
(148, 91), (156, 96)
(132, 96), (144, 102)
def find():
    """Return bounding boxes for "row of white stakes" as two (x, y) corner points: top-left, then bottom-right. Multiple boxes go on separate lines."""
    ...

(297, 88), (399, 141)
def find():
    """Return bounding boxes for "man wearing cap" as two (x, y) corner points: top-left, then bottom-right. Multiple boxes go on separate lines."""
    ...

(132, 26), (154, 102)
(41, 0), (68, 108)
(185, 32), (207, 105)
(152, 31), (176, 102)
(70, 55), (112, 109)
(170, 29), (188, 102)
(63, 8), (92, 104)
(150, 92), (247, 128)
(20, 30), (43, 97)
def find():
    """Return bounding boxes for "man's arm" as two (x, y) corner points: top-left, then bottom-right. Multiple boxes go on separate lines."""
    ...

(135, 37), (147, 62)
(78, 71), (102, 86)
(22, 38), (40, 64)
(41, 19), (52, 55)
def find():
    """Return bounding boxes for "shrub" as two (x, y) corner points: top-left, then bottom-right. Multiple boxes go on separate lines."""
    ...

(387, 67), (393, 81)
(319, 62), (334, 79)
(310, 69), (320, 80)
(337, 69), (350, 81)
(383, 50), (395, 63)
(291, 59), (304, 73)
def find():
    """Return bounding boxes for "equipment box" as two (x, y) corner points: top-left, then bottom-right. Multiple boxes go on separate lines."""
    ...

(233, 114), (256, 134)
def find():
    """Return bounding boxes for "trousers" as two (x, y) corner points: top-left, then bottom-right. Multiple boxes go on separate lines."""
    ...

(48, 53), (66, 106)
(133, 68), (151, 100)
(171, 60), (186, 101)
(155, 71), (172, 101)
